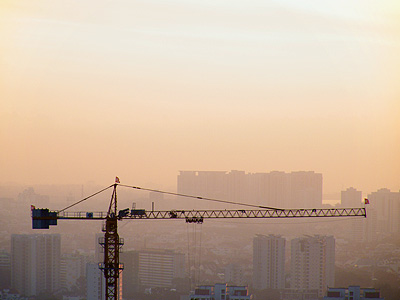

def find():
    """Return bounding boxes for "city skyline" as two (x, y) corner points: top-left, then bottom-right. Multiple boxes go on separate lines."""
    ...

(0, 169), (397, 202)
(2, 181), (399, 299)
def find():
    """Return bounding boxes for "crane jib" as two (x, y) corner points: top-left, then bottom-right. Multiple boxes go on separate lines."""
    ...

(32, 207), (366, 228)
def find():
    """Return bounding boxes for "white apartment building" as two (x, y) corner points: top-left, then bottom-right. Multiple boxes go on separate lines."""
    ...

(253, 234), (285, 290)
(86, 263), (105, 300)
(11, 234), (60, 297)
(290, 235), (335, 298)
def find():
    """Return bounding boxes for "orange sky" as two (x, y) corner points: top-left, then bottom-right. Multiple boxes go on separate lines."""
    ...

(1, 0), (399, 195)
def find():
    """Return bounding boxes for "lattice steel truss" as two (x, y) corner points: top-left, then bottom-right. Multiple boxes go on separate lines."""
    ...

(54, 207), (366, 220)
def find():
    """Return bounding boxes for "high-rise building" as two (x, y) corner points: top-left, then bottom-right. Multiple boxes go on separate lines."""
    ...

(341, 188), (364, 243)
(368, 188), (400, 234)
(177, 171), (228, 209)
(120, 250), (140, 298)
(290, 235), (335, 298)
(0, 250), (11, 290)
(253, 234), (285, 290)
(363, 208), (378, 242)
(86, 263), (105, 300)
(227, 170), (247, 205)
(138, 249), (185, 288)
(290, 171), (323, 208)
(247, 171), (291, 208)
(11, 234), (61, 297)
(341, 187), (362, 207)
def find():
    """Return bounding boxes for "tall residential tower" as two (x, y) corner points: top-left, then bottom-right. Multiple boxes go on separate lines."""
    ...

(290, 235), (335, 297)
(253, 234), (285, 290)
(11, 234), (61, 297)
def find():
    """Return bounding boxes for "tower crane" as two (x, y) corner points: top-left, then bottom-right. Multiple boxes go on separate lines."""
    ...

(31, 180), (367, 300)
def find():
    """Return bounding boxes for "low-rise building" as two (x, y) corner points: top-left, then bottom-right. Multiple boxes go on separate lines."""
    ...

(323, 286), (384, 300)
(280, 289), (319, 300)
(189, 283), (250, 300)
(0, 289), (28, 300)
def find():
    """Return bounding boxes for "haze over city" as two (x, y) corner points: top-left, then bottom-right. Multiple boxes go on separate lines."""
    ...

(1, 0), (399, 195)
(1, 1), (400, 300)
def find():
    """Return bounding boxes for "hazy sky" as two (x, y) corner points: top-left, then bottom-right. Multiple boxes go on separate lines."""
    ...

(1, 0), (399, 195)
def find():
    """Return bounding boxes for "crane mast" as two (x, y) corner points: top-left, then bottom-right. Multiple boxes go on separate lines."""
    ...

(31, 182), (367, 300)
(99, 184), (123, 300)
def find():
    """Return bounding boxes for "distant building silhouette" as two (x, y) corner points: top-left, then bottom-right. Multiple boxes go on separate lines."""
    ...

(17, 187), (49, 208)
(177, 170), (322, 209)
(253, 234), (285, 290)
(341, 187), (362, 207)
(11, 234), (60, 297)
(290, 235), (335, 298)
(341, 188), (364, 243)
(339, 187), (378, 243)
(368, 188), (400, 234)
